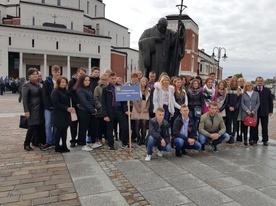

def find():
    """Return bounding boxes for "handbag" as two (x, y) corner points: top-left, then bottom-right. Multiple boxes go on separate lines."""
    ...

(19, 115), (28, 129)
(244, 114), (257, 127)
(70, 98), (78, 122)
(194, 106), (202, 118)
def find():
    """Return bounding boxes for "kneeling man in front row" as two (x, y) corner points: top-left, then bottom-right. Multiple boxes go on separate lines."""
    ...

(198, 102), (229, 152)
(173, 104), (202, 157)
(145, 108), (171, 161)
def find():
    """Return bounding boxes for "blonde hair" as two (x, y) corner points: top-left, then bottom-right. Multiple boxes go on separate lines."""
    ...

(159, 75), (170, 89)
(228, 76), (241, 96)
(243, 82), (253, 93)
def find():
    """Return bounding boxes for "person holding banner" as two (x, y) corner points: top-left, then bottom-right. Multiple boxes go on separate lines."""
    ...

(102, 72), (130, 150)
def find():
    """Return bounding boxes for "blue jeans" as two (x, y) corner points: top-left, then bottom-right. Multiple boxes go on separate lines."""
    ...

(147, 135), (172, 155)
(198, 133), (229, 146)
(163, 104), (170, 122)
(174, 138), (202, 151)
(44, 109), (55, 145)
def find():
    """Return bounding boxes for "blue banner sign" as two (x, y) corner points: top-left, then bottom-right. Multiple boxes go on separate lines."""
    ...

(115, 86), (140, 101)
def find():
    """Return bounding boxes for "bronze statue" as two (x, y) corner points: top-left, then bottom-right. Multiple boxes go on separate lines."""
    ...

(138, 17), (186, 78)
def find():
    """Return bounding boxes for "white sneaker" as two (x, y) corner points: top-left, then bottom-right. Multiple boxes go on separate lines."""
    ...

(91, 142), (102, 149)
(157, 151), (163, 157)
(145, 155), (151, 161)
(82, 145), (93, 151)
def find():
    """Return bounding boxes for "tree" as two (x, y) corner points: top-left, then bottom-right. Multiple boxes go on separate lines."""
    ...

(233, 73), (243, 79)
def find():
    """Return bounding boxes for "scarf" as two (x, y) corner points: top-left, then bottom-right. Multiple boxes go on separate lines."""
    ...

(203, 85), (215, 106)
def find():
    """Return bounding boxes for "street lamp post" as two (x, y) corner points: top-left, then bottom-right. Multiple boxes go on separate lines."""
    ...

(212, 47), (228, 81)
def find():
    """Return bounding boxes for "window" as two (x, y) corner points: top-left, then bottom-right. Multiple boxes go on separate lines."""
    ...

(191, 56), (194, 71)
(116, 34), (118, 45)
(57, 0), (61, 6)
(32, 17), (35, 26)
(79, 44), (81, 52)
(71, 21), (73, 30)
(32, 39), (35, 48)
(78, 0), (81, 9)
(96, 23), (99, 35)
(192, 34), (195, 51)
(9, 37), (11, 46)
(98, 46), (100, 53)
(56, 41), (59, 50)
(108, 31), (110, 36)
(95, 5), (97, 17)
(42, 0), (45, 3)
(123, 37), (125, 46)
(87, 2), (89, 13)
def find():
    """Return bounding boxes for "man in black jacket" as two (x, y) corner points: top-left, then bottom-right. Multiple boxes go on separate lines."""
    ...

(173, 104), (201, 157)
(102, 72), (130, 150)
(252, 76), (273, 146)
(41, 65), (61, 150)
(145, 108), (172, 161)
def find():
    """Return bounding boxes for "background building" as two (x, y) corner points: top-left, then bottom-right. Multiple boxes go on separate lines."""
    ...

(0, 0), (138, 81)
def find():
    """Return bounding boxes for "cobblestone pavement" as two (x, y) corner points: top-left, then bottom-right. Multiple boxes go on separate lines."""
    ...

(1, 93), (276, 206)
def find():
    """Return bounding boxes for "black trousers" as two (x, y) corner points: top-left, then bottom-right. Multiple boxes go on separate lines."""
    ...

(97, 117), (107, 140)
(251, 115), (269, 142)
(55, 127), (68, 148)
(24, 124), (43, 146)
(77, 110), (95, 145)
(70, 120), (78, 142)
(106, 109), (128, 147)
(88, 116), (98, 143)
(226, 109), (239, 137)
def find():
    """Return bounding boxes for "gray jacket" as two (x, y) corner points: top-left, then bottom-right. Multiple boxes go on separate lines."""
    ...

(241, 91), (260, 120)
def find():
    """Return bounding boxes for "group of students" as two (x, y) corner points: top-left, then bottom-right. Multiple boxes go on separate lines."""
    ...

(21, 66), (273, 161)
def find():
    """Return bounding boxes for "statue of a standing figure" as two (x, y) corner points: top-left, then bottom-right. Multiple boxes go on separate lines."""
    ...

(138, 17), (186, 78)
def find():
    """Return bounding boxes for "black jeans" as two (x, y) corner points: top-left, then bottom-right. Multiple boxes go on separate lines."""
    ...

(106, 109), (128, 147)
(24, 124), (43, 146)
(77, 109), (95, 145)
(226, 109), (239, 137)
(97, 117), (107, 140)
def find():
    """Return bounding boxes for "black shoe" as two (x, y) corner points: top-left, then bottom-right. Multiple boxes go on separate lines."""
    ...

(24, 145), (33, 151)
(201, 144), (205, 151)
(181, 148), (187, 155)
(211, 144), (218, 152)
(175, 150), (182, 157)
(61, 146), (70, 153)
(263, 142), (268, 146)
(226, 136), (234, 144)
(249, 141), (254, 146)
(40, 143), (53, 151)
(70, 142), (76, 148)
(109, 146), (116, 150)
(236, 136), (242, 142)
(244, 142), (248, 146)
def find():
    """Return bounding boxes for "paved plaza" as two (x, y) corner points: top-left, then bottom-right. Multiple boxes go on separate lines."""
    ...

(0, 93), (276, 206)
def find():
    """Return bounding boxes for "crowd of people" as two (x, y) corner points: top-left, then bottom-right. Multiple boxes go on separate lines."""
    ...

(20, 66), (274, 162)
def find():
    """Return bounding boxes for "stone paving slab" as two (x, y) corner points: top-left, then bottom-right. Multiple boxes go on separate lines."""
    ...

(222, 185), (276, 206)
(140, 187), (191, 206)
(165, 173), (208, 191)
(182, 186), (233, 206)
(79, 191), (129, 206)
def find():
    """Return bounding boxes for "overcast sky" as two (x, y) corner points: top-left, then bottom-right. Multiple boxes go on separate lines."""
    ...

(103, 0), (276, 81)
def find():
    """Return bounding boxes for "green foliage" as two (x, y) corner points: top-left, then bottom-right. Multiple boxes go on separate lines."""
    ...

(233, 73), (243, 79)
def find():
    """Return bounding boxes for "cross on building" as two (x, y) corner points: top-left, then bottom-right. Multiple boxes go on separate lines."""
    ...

(52, 14), (58, 24)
